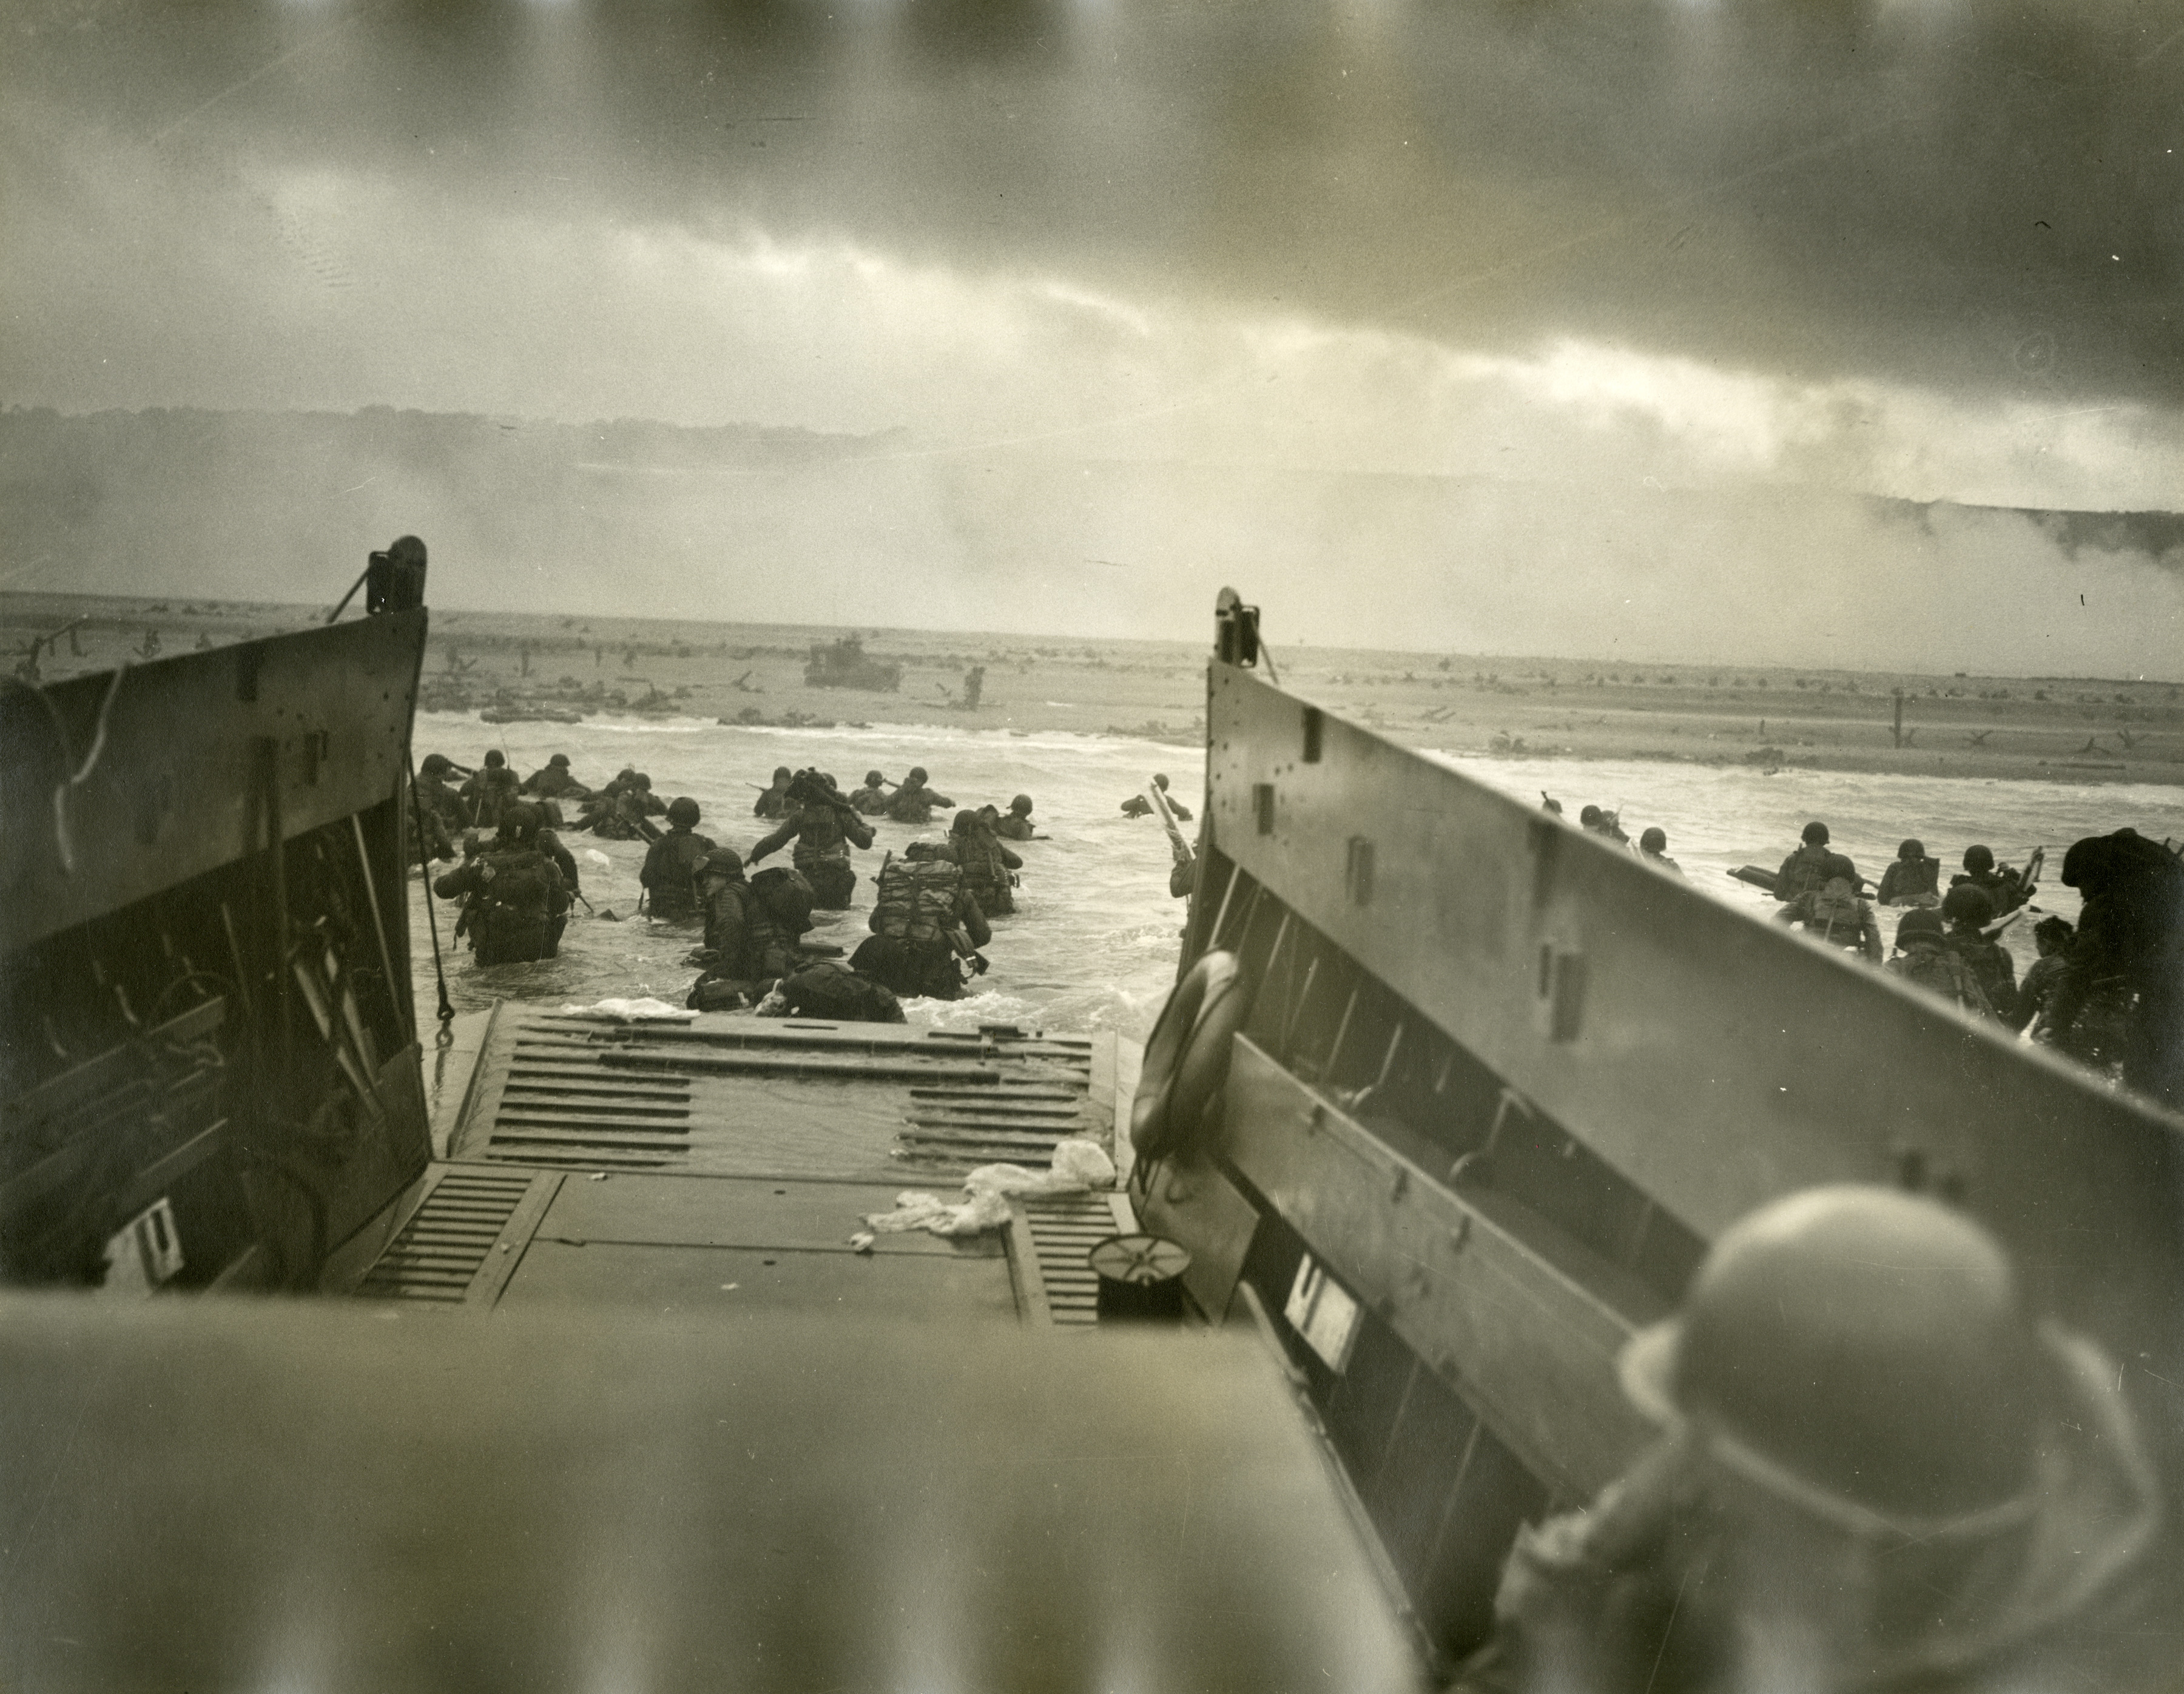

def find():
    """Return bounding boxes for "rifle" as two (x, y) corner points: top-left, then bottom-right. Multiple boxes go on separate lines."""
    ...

(1146, 780), (1194, 869)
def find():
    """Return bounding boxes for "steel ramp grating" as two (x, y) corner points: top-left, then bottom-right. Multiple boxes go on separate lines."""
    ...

(486, 1040), (696, 1169)
(1021, 1192), (1134, 1326)
(352, 1170), (538, 1302)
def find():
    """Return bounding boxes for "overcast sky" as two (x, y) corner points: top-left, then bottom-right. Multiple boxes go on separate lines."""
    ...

(3, 0), (2180, 667)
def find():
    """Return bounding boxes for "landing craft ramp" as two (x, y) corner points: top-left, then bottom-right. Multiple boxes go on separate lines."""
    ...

(1136, 593), (2184, 1671)
(348, 1005), (1139, 1327)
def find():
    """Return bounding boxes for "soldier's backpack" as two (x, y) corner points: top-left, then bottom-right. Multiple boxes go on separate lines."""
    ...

(1888, 945), (1993, 1016)
(871, 856), (965, 947)
(480, 849), (551, 920)
(750, 866), (815, 936)
(468, 849), (553, 956)
(1806, 877), (1865, 947)
(1779, 844), (1836, 903)
(775, 961), (906, 1025)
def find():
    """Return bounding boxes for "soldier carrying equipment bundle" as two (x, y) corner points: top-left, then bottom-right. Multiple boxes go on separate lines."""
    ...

(871, 854), (973, 953)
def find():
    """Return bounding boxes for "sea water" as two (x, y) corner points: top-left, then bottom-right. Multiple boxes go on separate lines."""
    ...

(404, 712), (1204, 1039)
(406, 710), (2184, 1039)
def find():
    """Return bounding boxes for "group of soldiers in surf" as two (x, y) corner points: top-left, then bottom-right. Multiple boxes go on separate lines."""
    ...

(411, 751), (593, 967)
(673, 763), (1042, 1022)
(1543, 792), (2182, 1107)
(1745, 816), (2179, 1107)
(1767, 820), (2182, 1102)
(414, 744), (1049, 1025)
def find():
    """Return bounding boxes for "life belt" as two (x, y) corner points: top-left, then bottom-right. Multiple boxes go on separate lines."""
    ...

(1130, 950), (1250, 1163)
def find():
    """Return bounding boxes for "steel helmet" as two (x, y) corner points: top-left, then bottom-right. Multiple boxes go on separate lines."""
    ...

(1964, 844), (1996, 873)
(906, 766), (928, 783)
(666, 796), (701, 828)
(1009, 794), (1033, 814)
(1621, 1186), (2040, 1524)
(1895, 907), (1944, 945)
(699, 846), (744, 879)
(864, 770), (886, 788)
(1941, 883), (1994, 926)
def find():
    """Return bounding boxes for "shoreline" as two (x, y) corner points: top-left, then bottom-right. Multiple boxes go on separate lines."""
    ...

(8, 593), (2180, 787)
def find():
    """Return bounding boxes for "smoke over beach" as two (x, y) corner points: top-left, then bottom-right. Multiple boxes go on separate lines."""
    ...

(2, 0), (2179, 673)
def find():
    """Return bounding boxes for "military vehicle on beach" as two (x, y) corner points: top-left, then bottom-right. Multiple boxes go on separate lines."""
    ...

(803, 632), (901, 692)
(1, 567), (2178, 1689)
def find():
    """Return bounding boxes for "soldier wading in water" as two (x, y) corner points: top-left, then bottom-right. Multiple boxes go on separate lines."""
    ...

(748, 769), (875, 911)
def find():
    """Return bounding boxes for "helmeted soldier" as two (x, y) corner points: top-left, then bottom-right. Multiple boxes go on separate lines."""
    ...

(886, 766), (954, 825)
(945, 808), (1022, 916)
(992, 794), (1037, 841)
(1941, 883), (2017, 1022)
(1776, 820), (1849, 903)
(1886, 906), (1994, 1017)
(431, 803), (571, 966)
(684, 847), (807, 1010)
(1951, 845), (2031, 919)
(639, 796), (715, 921)
(459, 749), (522, 829)
(749, 769), (875, 910)
(2011, 915), (2074, 1036)
(849, 770), (892, 814)
(1637, 827), (1682, 876)
(852, 850), (990, 999)
(2044, 828), (2184, 1105)
(1455, 1186), (2166, 1693)
(1877, 839), (1943, 907)
(519, 752), (588, 800)
(414, 753), (470, 830)
(753, 766), (795, 820)
(1778, 870), (1883, 962)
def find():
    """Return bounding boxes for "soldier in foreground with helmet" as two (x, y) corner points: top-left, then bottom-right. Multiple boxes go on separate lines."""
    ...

(1453, 1186), (2168, 1694)
(852, 848), (991, 999)
(684, 848), (797, 1009)
(430, 803), (571, 966)
(638, 797), (715, 922)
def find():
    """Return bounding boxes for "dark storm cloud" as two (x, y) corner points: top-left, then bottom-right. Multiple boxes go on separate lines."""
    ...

(7, 0), (2179, 406)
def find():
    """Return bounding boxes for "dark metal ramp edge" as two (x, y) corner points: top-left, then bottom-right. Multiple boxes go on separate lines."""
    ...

(352, 1167), (561, 1304)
